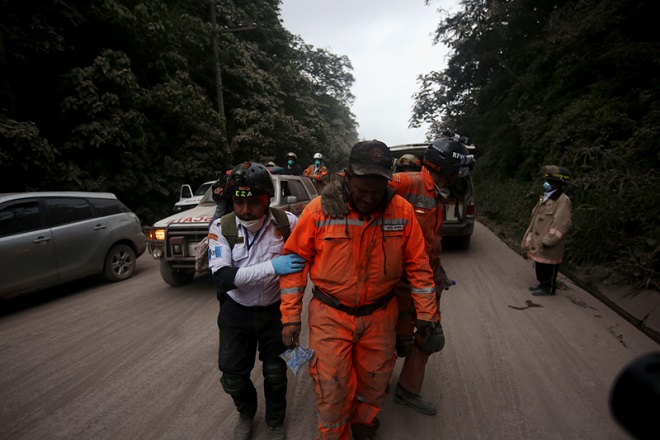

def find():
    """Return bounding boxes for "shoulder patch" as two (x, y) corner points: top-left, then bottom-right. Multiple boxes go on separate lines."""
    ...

(392, 173), (401, 182)
(208, 233), (218, 241)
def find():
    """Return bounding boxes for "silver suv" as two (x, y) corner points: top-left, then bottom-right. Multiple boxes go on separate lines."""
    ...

(0, 192), (147, 298)
(389, 143), (476, 249)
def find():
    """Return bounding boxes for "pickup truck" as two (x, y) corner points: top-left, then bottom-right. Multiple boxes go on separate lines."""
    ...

(146, 173), (318, 286)
(174, 181), (215, 212)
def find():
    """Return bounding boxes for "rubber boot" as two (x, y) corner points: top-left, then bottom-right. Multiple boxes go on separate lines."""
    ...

(393, 383), (437, 415)
(531, 285), (554, 296)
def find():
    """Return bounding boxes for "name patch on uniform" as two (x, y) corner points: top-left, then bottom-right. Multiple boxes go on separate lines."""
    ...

(382, 225), (404, 231)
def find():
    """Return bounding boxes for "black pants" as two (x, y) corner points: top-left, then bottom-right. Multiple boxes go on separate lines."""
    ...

(218, 296), (287, 426)
(535, 262), (559, 293)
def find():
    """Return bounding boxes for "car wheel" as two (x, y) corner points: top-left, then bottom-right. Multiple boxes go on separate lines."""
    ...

(160, 260), (195, 286)
(456, 236), (471, 250)
(103, 244), (137, 282)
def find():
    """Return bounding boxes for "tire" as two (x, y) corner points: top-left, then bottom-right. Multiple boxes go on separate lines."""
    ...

(160, 260), (195, 286)
(103, 244), (137, 282)
(456, 236), (471, 250)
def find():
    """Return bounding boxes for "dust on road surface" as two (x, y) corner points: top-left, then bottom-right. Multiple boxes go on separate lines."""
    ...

(0, 222), (657, 439)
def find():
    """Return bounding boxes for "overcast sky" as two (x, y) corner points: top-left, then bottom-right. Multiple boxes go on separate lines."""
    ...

(279, 0), (457, 147)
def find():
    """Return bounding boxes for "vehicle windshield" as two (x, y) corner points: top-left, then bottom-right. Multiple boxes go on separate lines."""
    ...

(199, 187), (215, 205)
(194, 182), (213, 197)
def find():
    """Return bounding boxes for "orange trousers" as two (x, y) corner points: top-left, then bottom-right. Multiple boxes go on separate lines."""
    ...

(307, 297), (398, 440)
(394, 281), (440, 394)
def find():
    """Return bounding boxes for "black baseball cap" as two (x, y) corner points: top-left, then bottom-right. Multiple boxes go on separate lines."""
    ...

(348, 140), (393, 180)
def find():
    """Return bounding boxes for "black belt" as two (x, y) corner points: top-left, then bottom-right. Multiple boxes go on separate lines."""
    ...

(312, 287), (394, 317)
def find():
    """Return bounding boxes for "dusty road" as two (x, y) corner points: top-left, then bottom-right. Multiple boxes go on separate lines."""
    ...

(0, 222), (657, 440)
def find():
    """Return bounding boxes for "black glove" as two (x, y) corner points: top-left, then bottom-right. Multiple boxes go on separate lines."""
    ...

(320, 174), (348, 218)
(434, 265), (451, 292)
(414, 320), (445, 354)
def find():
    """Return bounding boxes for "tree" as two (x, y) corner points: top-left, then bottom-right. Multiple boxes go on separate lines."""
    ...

(0, 0), (358, 223)
(414, 0), (660, 287)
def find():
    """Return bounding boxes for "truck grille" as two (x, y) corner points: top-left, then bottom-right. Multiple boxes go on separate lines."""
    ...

(165, 225), (208, 269)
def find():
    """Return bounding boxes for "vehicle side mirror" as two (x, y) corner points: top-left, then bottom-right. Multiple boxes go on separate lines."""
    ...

(285, 195), (298, 204)
(180, 185), (193, 200)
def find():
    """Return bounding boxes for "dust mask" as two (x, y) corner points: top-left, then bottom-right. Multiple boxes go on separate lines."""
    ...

(434, 182), (450, 200)
(238, 215), (266, 232)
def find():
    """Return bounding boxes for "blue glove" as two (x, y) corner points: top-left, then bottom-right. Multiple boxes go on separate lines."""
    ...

(272, 254), (306, 275)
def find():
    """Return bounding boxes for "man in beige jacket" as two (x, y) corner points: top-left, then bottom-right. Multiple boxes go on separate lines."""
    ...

(521, 165), (573, 296)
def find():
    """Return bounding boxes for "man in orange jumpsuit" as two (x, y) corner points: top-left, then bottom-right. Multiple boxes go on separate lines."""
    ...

(303, 152), (329, 193)
(279, 140), (440, 440)
(321, 135), (475, 416)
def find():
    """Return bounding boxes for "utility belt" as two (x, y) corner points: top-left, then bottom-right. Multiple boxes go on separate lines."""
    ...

(312, 287), (394, 317)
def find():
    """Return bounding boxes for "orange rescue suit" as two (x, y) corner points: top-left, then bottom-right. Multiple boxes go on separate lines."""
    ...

(390, 167), (443, 270)
(280, 194), (438, 439)
(390, 168), (445, 396)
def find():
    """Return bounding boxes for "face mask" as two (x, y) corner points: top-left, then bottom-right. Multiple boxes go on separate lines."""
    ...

(315, 160), (321, 167)
(434, 182), (451, 200)
(288, 160), (295, 166)
(238, 215), (266, 233)
(543, 181), (552, 192)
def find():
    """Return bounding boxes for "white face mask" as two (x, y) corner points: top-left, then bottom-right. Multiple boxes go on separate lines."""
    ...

(434, 183), (451, 200)
(238, 215), (266, 233)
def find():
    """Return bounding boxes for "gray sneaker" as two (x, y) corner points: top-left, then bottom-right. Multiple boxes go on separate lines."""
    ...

(394, 384), (437, 415)
(233, 414), (253, 440)
(266, 424), (286, 440)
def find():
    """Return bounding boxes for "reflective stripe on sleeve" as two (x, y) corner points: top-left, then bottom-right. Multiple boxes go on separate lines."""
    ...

(411, 287), (436, 295)
(281, 286), (305, 295)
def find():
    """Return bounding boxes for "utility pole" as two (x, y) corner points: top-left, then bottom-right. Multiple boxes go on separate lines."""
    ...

(210, 3), (256, 121)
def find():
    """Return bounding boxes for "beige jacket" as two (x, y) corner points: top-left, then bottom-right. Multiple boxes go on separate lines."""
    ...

(521, 191), (572, 264)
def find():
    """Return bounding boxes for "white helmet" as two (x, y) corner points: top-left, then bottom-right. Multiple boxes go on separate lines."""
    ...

(313, 152), (323, 160)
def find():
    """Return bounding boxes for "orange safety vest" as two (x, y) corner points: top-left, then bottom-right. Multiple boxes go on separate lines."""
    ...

(390, 168), (443, 268)
(279, 194), (438, 324)
(303, 164), (328, 180)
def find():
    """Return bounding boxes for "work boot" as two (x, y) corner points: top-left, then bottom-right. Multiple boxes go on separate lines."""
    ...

(233, 414), (254, 440)
(266, 424), (286, 440)
(351, 418), (379, 440)
(531, 285), (554, 296)
(394, 383), (437, 415)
